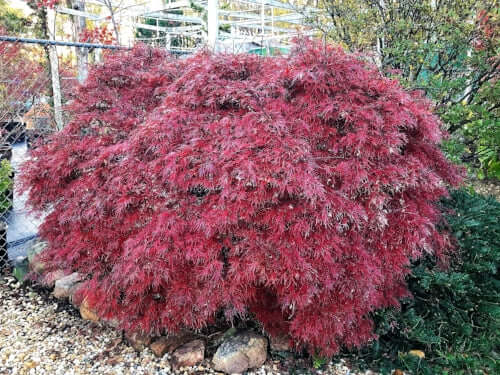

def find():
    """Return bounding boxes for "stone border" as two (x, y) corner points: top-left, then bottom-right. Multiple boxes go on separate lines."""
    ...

(34, 265), (274, 374)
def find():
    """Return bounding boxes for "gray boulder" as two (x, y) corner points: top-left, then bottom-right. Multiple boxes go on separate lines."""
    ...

(212, 331), (267, 374)
(171, 339), (205, 369)
(53, 272), (82, 299)
(125, 331), (152, 351)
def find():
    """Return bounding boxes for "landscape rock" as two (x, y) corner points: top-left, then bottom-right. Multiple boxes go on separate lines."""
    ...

(171, 339), (205, 369)
(53, 272), (83, 299)
(125, 331), (153, 351)
(27, 240), (48, 274)
(150, 333), (194, 357)
(212, 331), (268, 374)
(29, 256), (46, 274)
(150, 337), (170, 358)
(68, 282), (83, 307)
(42, 270), (65, 288)
(79, 298), (100, 323)
(103, 317), (120, 328)
(213, 327), (237, 347)
(269, 335), (291, 352)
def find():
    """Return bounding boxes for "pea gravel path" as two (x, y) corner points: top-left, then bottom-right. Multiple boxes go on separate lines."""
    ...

(0, 274), (370, 375)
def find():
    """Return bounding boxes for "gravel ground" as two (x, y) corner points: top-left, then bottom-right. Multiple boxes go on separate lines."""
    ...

(0, 274), (369, 375)
(470, 179), (500, 201)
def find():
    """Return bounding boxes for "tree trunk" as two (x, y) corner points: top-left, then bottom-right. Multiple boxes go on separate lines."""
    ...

(37, 6), (54, 101)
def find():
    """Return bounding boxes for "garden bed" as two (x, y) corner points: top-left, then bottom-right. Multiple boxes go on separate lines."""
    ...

(0, 274), (374, 375)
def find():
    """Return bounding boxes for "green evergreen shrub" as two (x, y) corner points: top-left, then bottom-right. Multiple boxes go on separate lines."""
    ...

(0, 159), (13, 214)
(350, 189), (500, 374)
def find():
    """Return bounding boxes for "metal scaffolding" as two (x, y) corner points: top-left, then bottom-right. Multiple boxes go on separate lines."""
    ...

(54, 0), (319, 54)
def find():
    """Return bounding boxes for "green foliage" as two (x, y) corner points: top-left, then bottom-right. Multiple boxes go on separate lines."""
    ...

(12, 257), (28, 282)
(0, 159), (13, 214)
(0, 0), (30, 34)
(189, 0), (204, 14)
(312, 355), (327, 370)
(442, 80), (500, 179)
(347, 189), (500, 374)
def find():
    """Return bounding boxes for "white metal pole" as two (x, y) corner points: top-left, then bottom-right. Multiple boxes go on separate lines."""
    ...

(271, 7), (274, 37)
(260, 0), (265, 49)
(271, 6), (274, 53)
(46, 7), (64, 130)
(74, 0), (88, 84)
(261, 0), (265, 35)
(156, 18), (159, 46)
(207, 0), (219, 51)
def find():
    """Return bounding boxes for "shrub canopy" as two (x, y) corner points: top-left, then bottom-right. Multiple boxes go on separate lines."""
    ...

(20, 42), (461, 355)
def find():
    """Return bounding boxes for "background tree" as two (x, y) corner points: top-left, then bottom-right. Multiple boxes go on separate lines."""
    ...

(0, 0), (31, 34)
(0, 27), (47, 119)
(0, 1), (48, 123)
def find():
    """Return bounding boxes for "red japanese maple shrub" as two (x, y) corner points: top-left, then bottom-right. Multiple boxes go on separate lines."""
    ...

(20, 41), (462, 355)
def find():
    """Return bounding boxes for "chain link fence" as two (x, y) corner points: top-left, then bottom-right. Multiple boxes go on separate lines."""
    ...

(0, 36), (121, 276)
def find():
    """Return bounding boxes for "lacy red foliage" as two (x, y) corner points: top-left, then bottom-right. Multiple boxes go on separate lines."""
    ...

(33, 0), (59, 8)
(79, 25), (115, 45)
(19, 42), (462, 355)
